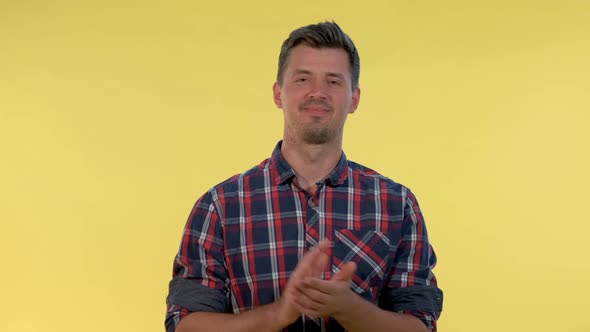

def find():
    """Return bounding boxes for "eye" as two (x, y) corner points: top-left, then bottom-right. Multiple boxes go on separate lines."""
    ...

(328, 79), (341, 86)
(295, 77), (309, 83)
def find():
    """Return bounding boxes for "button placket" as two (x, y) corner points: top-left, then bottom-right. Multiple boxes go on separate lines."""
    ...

(304, 183), (322, 249)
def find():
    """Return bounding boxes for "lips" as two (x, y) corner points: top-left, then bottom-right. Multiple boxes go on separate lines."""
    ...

(303, 106), (330, 115)
(300, 101), (333, 115)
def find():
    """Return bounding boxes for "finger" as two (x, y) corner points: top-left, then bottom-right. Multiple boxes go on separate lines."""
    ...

(293, 294), (330, 319)
(296, 281), (330, 304)
(317, 238), (331, 253)
(332, 261), (357, 281)
(293, 297), (324, 318)
(300, 240), (331, 277)
(292, 246), (323, 279)
(293, 292), (324, 313)
(303, 277), (346, 294)
(311, 250), (329, 277)
(302, 240), (330, 267)
(310, 239), (331, 276)
(295, 305), (322, 319)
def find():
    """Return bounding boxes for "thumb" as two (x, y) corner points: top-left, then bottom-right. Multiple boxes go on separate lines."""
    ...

(332, 261), (357, 281)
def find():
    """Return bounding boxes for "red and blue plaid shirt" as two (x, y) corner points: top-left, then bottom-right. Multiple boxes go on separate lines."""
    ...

(166, 141), (442, 331)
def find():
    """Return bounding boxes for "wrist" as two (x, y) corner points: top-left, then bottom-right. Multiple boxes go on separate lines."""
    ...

(267, 300), (292, 331)
(333, 290), (364, 324)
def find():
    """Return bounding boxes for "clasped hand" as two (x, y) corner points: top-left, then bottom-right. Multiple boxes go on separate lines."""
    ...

(277, 239), (358, 326)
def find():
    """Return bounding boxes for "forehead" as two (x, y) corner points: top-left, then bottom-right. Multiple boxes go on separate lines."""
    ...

(284, 45), (351, 76)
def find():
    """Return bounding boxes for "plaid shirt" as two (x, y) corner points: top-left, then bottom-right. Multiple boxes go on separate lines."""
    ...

(166, 141), (442, 331)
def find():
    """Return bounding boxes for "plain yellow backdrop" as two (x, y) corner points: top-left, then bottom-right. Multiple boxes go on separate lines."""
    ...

(1, 1), (589, 331)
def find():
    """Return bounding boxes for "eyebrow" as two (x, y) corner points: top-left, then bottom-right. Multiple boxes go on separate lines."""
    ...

(293, 69), (346, 80)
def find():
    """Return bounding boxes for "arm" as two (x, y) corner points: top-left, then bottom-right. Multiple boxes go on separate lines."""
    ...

(173, 241), (331, 332)
(376, 188), (443, 331)
(292, 263), (428, 332)
(165, 191), (230, 332)
(175, 302), (283, 332)
(165, 192), (331, 332)
(292, 188), (442, 331)
(333, 290), (428, 332)
(178, 291), (427, 332)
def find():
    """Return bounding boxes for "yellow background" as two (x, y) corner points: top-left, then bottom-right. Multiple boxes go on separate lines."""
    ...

(1, 1), (589, 331)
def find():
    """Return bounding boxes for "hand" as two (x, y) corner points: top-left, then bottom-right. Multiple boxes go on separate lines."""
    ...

(292, 261), (358, 319)
(274, 240), (331, 327)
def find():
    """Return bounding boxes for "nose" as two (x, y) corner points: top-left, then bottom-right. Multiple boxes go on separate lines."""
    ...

(306, 79), (328, 100)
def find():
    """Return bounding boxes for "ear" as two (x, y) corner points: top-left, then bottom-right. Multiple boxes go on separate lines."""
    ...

(349, 87), (361, 114)
(273, 82), (283, 108)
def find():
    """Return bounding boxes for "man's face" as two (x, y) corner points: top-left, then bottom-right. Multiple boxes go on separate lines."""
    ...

(273, 45), (360, 145)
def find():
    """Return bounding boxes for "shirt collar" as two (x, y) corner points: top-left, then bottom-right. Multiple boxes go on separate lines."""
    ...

(269, 141), (349, 187)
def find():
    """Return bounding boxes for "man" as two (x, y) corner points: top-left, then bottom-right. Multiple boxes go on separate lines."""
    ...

(166, 21), (443, 332)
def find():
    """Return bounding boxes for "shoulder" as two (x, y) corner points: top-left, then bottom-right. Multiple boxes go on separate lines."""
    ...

(346, 159), (409, 196)
(205, 157), (272, 199)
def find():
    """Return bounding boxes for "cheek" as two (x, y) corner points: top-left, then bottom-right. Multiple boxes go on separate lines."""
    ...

(283, 95), (303, 110)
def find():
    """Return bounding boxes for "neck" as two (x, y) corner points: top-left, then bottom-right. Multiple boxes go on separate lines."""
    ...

(280, 136), (343, 194)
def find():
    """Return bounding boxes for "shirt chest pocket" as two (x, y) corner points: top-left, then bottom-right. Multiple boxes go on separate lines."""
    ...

(332, 229), (391, 302)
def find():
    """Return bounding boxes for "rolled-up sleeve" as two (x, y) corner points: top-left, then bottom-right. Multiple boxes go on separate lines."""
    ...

(379, 188), (443, 332)
(165, 191), (230, 332)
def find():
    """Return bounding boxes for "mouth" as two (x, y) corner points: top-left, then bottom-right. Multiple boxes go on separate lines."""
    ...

(300, 101), (333, 116)
(303, 106), (331, 116)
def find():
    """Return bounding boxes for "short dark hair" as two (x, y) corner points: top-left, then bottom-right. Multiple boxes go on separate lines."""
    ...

(277, 21), (360, 90)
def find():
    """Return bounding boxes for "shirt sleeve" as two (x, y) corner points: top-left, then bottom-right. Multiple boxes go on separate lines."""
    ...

(378, 187), (443, 332)
(165, 191), (230, 332)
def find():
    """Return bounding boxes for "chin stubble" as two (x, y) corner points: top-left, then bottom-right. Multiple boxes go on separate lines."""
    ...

(301, 126), (332, 145)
